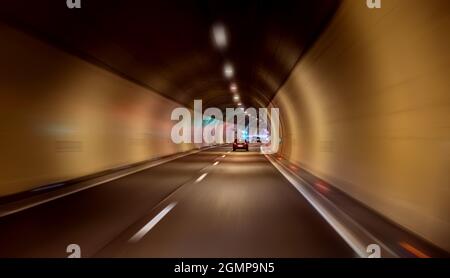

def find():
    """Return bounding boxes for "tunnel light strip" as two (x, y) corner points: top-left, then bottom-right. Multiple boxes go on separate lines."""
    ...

(265, 155), (398, 258)
(129, 202), (177, 243)
(213, 161), (220, 166)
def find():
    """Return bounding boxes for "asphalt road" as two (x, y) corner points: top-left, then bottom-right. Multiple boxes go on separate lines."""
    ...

(0, 145), (354, 258)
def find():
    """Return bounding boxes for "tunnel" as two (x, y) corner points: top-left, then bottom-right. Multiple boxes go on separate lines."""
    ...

(0, 0), (449, 259)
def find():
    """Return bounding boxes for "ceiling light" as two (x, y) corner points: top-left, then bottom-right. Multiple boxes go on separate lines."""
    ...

(230, 83), (238, 93)
(224, 63), (234, 79)
(233, 95), (240, 101)
(212, 23), (227, 49)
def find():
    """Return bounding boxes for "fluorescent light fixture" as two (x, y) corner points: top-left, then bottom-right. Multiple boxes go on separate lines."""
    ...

(224, 63), (234, 79)
(212, 23), (227, 49)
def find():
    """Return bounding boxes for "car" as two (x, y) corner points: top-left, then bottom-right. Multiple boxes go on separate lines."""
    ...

(233, 139), (249, 151)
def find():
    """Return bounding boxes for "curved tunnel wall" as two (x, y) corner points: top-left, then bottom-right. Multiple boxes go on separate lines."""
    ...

(272, 0), (450, 251)
(0, 23), (199, 197)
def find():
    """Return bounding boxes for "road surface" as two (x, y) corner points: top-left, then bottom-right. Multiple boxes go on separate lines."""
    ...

(0, 145), (354, 258)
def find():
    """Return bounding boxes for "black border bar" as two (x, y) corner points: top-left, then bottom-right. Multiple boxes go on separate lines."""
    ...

(0, 259), (449, 276)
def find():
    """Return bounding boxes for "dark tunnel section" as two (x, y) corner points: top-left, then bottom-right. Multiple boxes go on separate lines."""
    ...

(0, 0), (340, 110)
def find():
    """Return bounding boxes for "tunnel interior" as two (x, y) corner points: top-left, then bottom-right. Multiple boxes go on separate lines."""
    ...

(0, 0), (449, 257)
(0, 0), (340, 110)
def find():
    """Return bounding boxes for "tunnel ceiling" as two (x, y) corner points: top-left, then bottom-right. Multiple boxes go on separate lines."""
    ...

(0, 0), (339, 110)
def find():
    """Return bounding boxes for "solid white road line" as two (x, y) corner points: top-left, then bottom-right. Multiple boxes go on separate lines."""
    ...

(129, 202), (177, 243)
(265, 156), (365, 257)
(195, 173), (208, 183)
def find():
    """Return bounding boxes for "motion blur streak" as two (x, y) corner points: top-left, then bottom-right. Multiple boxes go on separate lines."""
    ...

(0, 23), (203, 196)
(0, 0), (449, 257)
(271, 0), (450, 251)
(399, 242), (430, 259)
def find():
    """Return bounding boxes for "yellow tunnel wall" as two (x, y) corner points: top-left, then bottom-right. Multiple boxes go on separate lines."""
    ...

(0, 23), (198, 197)
(272, 0), (450, 251)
